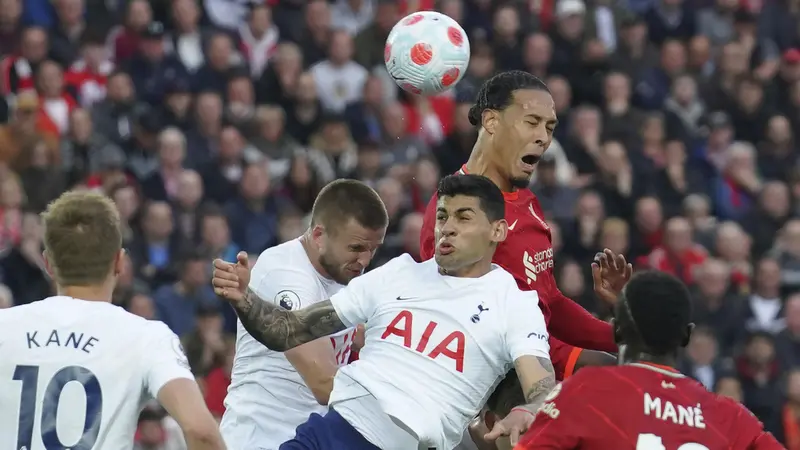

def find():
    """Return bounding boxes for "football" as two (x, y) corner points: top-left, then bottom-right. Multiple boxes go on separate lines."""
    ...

(384, 11), (470, 96)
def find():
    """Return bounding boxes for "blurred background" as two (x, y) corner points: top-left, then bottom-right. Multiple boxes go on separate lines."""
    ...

(2, 0), (800, 447)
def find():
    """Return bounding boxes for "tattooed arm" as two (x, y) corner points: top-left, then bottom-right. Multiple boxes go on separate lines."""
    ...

(514, 356), (558, 415)
(232, 287), (348, 352)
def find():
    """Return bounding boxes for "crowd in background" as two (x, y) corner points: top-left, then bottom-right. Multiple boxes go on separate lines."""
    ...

(2, 0), (800, 447)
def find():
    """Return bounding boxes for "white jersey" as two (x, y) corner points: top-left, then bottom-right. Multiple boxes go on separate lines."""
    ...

(0, 296), (194, 450)
(220, 239), (356, 449)
(329, 255), (551, 450)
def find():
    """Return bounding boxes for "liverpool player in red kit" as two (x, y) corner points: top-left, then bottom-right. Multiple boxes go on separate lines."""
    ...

(421, 71), (627, 382)
(516, 271), (783, 450)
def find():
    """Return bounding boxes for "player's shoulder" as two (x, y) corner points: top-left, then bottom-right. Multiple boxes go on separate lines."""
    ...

(250, 239), (317, 282)
(379, 253), (423, 274)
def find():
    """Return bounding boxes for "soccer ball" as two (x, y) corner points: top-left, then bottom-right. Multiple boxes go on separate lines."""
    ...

(384, 11), (470, 96)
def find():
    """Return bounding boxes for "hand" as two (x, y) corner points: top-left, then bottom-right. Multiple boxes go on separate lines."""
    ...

(591, 248), (633, 306)
(212, 252), (251, 303)
(352, 324), (366, 352)
(484, 408), (535, 446)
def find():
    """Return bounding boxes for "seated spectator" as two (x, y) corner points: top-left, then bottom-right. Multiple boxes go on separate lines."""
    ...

(153, 248), (221, 336)
(0, 91), (59, 170)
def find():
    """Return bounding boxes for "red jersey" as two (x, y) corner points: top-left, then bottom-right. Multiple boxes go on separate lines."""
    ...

(517, 364), (784, 450)
(420, 168), (617, 362)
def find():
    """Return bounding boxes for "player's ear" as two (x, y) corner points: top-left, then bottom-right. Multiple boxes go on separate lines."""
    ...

(482, 410), (497, 430)
(482, 109), (499, 135)
(682, 323), (695, 348)
(113, 248), (125, 276)
(42, 250), (55, 279)
(311, 224), (325, 246)
(491, 219), (508, 244)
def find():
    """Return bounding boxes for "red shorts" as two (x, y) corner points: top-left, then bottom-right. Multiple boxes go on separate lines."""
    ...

(549, 337), (583, 381)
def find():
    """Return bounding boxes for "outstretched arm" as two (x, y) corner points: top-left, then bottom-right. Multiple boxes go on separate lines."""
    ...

(231, 288), (348, 352)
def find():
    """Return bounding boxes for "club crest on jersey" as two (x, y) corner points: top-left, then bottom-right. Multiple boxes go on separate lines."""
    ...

(529, 203), (549, 230)
(470, 304), (489, 323)
(275, 290), (301, 310)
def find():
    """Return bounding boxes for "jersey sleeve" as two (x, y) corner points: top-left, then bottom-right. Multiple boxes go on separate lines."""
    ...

(331, 254), (413, 327)
(142, 321), (196, 399)
(544, 275), (617, 353)
(504, 288), (550, 362)
(516, 374), (589, 449)
(249, 254), (324, 311)
(419, 192), (438, 261)
(725, 399), (785, 450)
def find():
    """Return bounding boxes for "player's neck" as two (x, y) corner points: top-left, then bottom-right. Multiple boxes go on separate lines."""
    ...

(466, 139), (514, 192)
(58, 285), (114, 303)
(624, 350), (678, 369)
(439, 258), (493, 278)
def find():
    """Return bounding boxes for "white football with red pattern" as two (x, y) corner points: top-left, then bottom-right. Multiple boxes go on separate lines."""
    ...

(384, 11), (470, 95)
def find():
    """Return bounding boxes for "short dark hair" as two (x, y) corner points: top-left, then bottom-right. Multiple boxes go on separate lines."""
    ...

(437, 174), (505, 222)
(468, 70), (550, 127)
(618, 271), (692, 355)
(311, 179), (388, 231)
(485, 369), (524, 418)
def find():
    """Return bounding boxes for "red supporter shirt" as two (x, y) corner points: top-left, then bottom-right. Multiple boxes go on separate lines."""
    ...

(517, 363), (783, 450)
(420, 167), (616, 354)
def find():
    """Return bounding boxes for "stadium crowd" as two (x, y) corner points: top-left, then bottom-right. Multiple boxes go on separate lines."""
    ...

(1, 0), (800, 447)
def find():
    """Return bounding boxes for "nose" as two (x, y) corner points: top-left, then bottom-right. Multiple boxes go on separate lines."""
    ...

(356, 251), (372, 269)
(439, 218), (458, 237)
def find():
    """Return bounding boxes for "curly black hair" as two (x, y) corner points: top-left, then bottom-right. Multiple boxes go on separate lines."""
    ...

(467, 70), (550, 127)
(618, 270), (693, 355)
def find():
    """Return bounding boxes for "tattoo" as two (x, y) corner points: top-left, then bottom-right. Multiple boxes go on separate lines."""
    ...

(519, 357), (557, 415)
(232, 288), (347, 351)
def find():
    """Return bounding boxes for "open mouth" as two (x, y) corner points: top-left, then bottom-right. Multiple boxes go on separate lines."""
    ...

(521, 154), (541, 165)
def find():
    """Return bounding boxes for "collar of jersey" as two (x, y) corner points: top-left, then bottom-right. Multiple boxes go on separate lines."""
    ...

(458, 165), (519, 201)
(628, 362), (685, 377)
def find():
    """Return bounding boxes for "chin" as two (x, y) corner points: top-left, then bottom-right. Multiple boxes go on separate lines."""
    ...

(510, 176), (531, 189)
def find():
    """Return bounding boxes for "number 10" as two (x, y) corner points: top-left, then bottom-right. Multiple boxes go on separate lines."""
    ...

(13, 365), (103, 450)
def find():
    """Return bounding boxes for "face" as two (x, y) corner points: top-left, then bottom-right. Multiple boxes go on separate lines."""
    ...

(434, 195), (506, 272)
(112, 186), (139, 221)
(316, 218), (385, 284)
(486, 89), (557, 189)
(202, 216), (230, 248)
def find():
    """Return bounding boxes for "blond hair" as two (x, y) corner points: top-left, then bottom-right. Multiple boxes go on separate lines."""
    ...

(42, 190), (122, 286)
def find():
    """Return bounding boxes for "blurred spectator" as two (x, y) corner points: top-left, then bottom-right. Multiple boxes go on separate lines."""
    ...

(679, 326), (732, 391)
(154, 248), (221, 336)
(3, 0), (800, 442)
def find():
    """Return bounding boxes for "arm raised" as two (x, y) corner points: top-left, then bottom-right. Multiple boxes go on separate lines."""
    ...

(233, 288), (347, 352)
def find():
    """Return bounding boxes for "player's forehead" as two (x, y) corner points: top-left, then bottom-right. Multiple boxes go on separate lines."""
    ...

(507, 89), (556, 120)
(333, 218), (386, 246)
(437, 194), (484, 214)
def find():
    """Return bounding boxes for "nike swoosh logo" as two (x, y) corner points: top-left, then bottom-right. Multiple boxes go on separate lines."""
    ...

(508, 220), (518, 230)
(396, 296), (415, 301)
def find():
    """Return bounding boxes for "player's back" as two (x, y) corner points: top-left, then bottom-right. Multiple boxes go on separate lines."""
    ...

(0, 296), (193, 450)
(520, 363), (780, 450)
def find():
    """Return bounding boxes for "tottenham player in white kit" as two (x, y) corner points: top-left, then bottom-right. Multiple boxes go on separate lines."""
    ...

(0, 191), (225, 450)
(213, 175), (558, 450)
(220, 179), (388, 449)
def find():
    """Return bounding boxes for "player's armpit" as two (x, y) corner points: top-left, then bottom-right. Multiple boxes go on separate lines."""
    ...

(546, 285), (617, 353)
(157, 378), (227, 450)
(235, 288), (347, 352)
(513, 355), (557, 415)
(285, 338), (339, 405)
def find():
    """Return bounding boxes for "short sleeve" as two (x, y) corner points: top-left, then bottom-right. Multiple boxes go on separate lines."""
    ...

(142, 322), (195, 399)
(330, 254), (414, 328)
(503, 289), (550, 362)
(249, 255), (322, 311)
